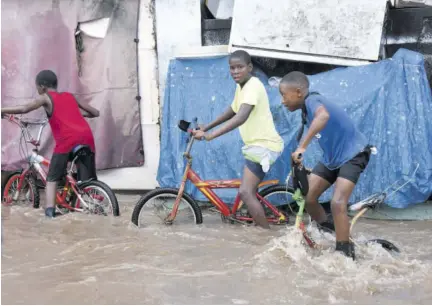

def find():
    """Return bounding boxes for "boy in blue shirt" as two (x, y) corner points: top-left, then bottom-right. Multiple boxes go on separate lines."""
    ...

(279, 71), (370, 260)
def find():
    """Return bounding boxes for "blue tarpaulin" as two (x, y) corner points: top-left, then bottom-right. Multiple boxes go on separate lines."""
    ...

(157, 49), (432, 208)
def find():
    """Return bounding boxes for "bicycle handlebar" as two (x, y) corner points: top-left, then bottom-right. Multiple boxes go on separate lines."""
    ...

(191, 117), (198, 130)
(184, 117), (199, 157)
(177, 117), (201, 158)
(2, 114), (48, 147)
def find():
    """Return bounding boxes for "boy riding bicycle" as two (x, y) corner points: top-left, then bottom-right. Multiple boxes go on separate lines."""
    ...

(1, 70), (99, 218)
(192, 50), (284, 229)
(279, 71), (370, 260)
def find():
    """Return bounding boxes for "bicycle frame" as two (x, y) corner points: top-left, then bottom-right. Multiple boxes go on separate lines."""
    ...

(291, 188), (317, 248)
(22, 153), (87, 211)
(165, 134), (288, 224)
(3, 115), (90, 211)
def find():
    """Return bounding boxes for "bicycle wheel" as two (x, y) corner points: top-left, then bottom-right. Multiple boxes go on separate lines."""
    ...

(75, 180), (120, 216)
(131, 188), (203, 227)
(2, 173), (40, 208)
(259, 184), (298, 218)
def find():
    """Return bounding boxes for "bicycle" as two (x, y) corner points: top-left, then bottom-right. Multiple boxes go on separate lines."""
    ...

(131, 118), (296, 227)
(1, 114), (120, 216)
(287, 154), (400, 253)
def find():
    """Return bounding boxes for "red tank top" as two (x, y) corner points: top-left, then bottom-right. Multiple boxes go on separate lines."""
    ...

(47, 91), (95, 154)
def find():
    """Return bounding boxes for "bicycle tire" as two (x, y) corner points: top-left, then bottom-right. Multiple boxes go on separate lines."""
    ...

(131, 188), (203, 227)
(1, 171), (19, 196)
(259, 184), (297, 215)
(77, 180), (120, 216)
(2, 173), (40, 208)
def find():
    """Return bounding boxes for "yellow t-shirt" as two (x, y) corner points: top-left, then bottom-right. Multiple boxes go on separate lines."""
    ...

(231, 76), (284, 153)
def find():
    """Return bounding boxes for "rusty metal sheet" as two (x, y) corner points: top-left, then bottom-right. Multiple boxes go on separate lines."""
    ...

(1, 0), (144, 171)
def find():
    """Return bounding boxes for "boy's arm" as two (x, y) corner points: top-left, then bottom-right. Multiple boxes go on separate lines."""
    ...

(299, 105), (329, 149)
(75, 96), (100, 118)
(206, 104), (253, 140)
(292, 105), (329, 162)
(202, 106), (235, 132)
(1, 96), (48, 115)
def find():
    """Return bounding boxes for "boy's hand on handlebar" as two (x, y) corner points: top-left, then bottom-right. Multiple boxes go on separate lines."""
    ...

(192, 129), (206, 140)
(192, 129), (212, 141)
(292, 147), (306, 164)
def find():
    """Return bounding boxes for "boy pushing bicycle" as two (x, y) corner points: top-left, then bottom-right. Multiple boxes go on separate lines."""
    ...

(192, 50), (284, 229)
(279, 71), (371, 260)
(1, 70), (99, 218)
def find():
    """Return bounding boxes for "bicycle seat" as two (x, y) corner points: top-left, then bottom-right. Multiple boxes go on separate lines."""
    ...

(69, 145), (92, 161)
(349, 193), (386, 212)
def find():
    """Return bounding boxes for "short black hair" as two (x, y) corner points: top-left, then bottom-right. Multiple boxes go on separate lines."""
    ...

(280, 71), (309, 90)
(35, 70), (58, 88)
(229, 50), (252, 65)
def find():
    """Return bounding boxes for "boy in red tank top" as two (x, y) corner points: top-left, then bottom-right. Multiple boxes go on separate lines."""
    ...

(1, 70), (99, 218)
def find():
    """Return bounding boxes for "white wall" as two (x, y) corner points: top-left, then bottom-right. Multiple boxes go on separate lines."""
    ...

(97, 0), (203, 190)
(206, 0), (234, 19)
(155, 0), (202, 105)
(229, 0), (387, 66)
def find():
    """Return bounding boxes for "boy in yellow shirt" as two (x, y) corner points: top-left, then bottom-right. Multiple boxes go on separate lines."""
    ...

(192, 50), (284, 229)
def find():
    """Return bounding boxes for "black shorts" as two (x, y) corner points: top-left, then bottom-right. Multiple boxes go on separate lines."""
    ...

(47, 152), (97, 182)
(312, 150), (370, 185)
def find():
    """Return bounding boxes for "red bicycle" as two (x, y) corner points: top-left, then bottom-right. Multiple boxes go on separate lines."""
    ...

(1, 114), (120, 216)
(131, 118), (296, 227)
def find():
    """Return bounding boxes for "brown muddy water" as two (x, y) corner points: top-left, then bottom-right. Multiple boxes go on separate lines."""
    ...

(2, 194), (432, 304)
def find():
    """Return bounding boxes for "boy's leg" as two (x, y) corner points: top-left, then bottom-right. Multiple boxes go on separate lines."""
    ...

(306, 163), (337, 224)
(240, 161), (269, 229)
(331, 177), (356, 259)
(331, 151), (370, 259)
(331, 178), (355, 241)
(45, 153), (69, 217)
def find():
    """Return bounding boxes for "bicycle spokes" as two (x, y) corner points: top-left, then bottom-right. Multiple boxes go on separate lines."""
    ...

(77, 187), (111, 216)
(136, 193), (197, 226)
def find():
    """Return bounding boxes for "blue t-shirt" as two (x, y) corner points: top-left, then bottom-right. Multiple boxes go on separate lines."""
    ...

(305, 93), (368, 170)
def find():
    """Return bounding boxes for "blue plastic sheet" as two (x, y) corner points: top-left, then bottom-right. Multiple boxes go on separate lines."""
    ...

(157, 49), (432, 208)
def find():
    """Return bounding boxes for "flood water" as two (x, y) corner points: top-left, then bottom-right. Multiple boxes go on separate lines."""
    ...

(2, 194), (432, 304)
